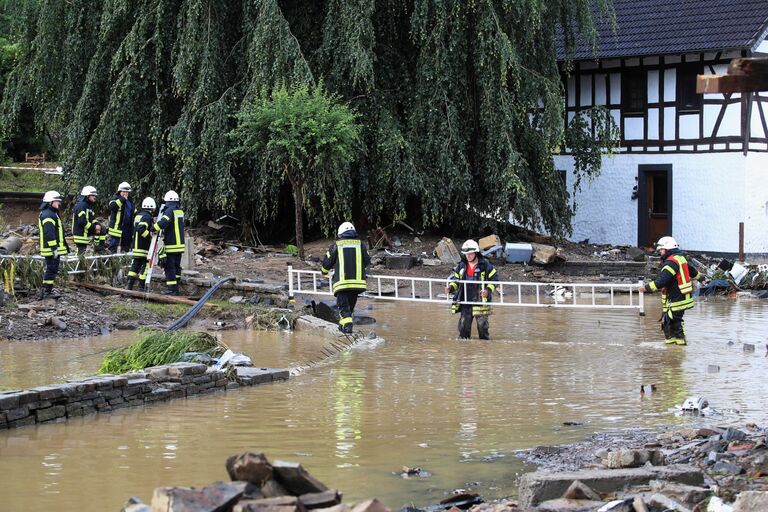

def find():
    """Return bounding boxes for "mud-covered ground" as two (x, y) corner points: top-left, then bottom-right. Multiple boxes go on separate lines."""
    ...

(0, 224), (660, 342)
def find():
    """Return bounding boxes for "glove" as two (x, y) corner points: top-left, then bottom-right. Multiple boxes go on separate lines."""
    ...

(52, 250), (59, 258)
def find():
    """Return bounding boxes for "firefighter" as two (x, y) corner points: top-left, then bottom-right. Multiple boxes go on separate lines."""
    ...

(107, 181), (131, 253)
(38, 190), (69, 299)
(119, 190), (134, 254)
(153, 191), (184, 295)
(126, 197), (156, 291)
(321, 222), (371, 333)
(72, 185), (105, 255)
(444, 239), (498, 340)
(639, 236), (700, 346)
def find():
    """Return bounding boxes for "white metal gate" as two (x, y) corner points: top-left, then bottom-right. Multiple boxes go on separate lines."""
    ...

(288, 266), (645, 315)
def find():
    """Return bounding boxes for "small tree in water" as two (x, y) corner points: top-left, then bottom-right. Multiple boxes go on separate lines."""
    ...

(230, 83), (361, 259)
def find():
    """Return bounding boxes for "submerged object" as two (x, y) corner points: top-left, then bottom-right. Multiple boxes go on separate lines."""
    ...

(681, 396), (708, 414)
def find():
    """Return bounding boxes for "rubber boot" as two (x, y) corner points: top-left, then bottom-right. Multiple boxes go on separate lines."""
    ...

(162, 284), (179, 296)
(40, 283), (61, 300)
(126, 277), (135, 291)
(136, 281), (145, 292)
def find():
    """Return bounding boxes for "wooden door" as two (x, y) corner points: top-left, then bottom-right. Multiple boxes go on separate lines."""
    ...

(638, 165), (672, 248)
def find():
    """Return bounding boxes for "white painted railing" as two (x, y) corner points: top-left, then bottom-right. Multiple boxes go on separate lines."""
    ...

(0, 253), (131, 275)
(287, 266), (645, 315)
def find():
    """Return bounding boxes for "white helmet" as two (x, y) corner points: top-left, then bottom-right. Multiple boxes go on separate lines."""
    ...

(141, 197), (156, 211)
(43, 190), (62, 203)
(337, 221), (355, 236)
(461, 239), (480, 255)
(656, 236), (679, 251)
(80, 185), (97, 197)
(117, 181), (132, 192)
(163, 190), (179, 202)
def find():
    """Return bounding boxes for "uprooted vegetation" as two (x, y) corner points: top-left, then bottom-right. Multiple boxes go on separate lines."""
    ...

(98, 330), (227, 374)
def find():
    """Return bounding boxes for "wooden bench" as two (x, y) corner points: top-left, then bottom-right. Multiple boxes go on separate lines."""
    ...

(24, 152), (46, 166)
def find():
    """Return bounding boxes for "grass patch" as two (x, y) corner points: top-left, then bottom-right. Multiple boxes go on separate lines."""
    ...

(0, 167), (63, 192)
(98, 330), (226, 374)
(108, 304), (143, 320)
(144, 303), (188, 318)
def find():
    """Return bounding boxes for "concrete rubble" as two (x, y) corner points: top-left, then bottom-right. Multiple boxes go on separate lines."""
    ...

(503, 423), (768, 511)
(122, 452), (389, 512)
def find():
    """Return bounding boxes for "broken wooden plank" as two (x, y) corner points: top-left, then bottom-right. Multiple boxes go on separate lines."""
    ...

(698, 57), (768, 93)
(75, 282), (212, 307)
(728, 57), (768, 78)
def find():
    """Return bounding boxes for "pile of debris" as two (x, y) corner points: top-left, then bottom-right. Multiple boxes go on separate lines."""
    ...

(122, 452), (390, 512)
(511, 422), (768, 511)
(368, 232), (570, 272)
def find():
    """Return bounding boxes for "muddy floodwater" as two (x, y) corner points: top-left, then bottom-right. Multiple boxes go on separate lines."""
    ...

(0, 298), (766, 511)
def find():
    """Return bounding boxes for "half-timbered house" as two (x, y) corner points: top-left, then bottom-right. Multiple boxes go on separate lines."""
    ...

(556, 0), (768, 255)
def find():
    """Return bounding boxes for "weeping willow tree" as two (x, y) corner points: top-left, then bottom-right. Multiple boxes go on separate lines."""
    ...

(1, 0), (617, 239)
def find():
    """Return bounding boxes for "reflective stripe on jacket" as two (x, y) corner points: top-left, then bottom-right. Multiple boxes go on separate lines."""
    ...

(321, 236), (371, 294)
(447, 256), (498, 316)
(132, 210), (154, 256)
(153, 203), (185, 253)
(72, 197), (95, 244)
(39, 204), (68, 257)
(647, 251), (698, 312)
(108, 194), (125, 237)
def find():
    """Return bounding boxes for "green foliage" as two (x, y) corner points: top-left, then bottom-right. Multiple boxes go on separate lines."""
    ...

(229, 83), (361, 256)
(0, 166), (62, 192)
(98, 329), (226, 374)
(1, 0), (617, 239)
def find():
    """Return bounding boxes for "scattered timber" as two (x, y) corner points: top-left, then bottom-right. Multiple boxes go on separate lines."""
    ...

(75, 282), (213, 307)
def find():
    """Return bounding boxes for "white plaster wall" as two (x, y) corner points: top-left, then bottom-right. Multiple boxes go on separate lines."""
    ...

(744, 153), (768, 254)
(555, 153), (748, 252)
(554, 154), (638, 246)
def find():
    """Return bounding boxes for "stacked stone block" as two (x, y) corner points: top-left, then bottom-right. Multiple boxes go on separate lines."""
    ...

(0, 363), (289, 429)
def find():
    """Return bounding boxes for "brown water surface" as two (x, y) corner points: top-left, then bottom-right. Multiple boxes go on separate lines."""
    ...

(0, 298), (766, 511)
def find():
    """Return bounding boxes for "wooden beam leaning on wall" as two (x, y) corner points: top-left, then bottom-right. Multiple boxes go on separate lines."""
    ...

(697, 57), (768, 93)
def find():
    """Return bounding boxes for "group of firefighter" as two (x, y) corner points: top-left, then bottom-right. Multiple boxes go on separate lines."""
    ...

(37, 182), (185, 299)
(39, 185), (700, 343)
(321, 223), (699, 345)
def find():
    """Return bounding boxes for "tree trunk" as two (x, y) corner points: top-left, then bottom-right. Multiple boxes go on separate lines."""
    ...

(291, 176), (305, 260)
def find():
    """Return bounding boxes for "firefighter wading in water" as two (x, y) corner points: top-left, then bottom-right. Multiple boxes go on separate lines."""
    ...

(639, 236), (700, 345)
(321, 222), (371, 333)
(38, 190), (69, 299)
(445, 239), (499, 340)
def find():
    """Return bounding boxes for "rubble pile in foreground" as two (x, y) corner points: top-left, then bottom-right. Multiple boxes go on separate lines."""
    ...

(123, 452), (389, 512)
(508, 424), (768, 511)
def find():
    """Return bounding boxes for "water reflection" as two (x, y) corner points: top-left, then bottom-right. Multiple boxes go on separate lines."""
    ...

(0, 298), (766, 511)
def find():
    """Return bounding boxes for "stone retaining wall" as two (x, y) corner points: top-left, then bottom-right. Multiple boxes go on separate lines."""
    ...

(0, 362), (289, 430)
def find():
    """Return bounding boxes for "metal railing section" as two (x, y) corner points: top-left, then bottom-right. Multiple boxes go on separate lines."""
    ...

(287, 266), (645, 315)
(0, 253), (131, 275)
